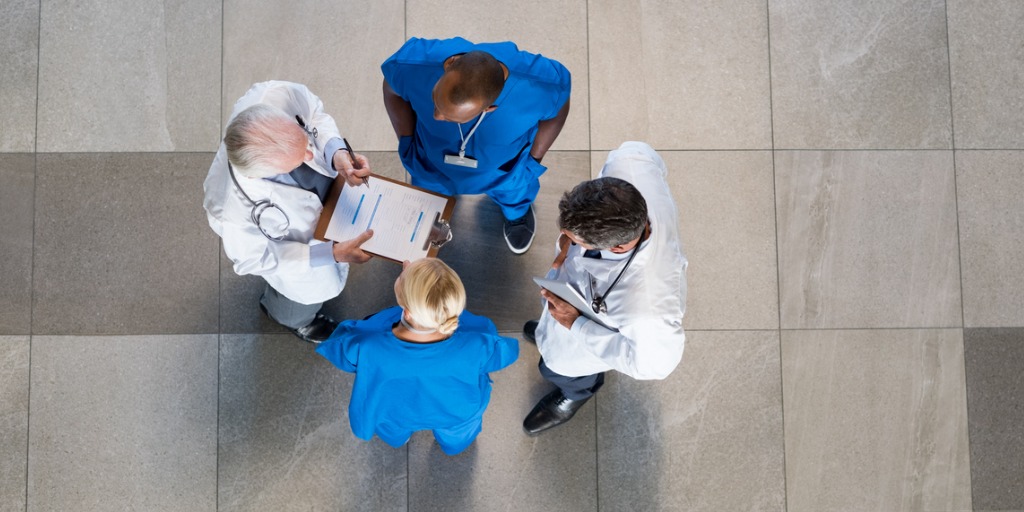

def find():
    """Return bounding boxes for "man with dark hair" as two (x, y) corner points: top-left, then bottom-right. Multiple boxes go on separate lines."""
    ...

(382, 37), (572, 254)
(522, 141), (688, 436)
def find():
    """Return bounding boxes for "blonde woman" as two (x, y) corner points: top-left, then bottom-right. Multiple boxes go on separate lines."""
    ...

(317, 258), (519, 455)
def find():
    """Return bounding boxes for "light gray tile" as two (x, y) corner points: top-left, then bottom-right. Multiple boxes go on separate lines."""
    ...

(408, 339), (597, 512)
(223, 0), (405, 152)
(406, 0), (589, 151)
(439, 151), (590, 331)
(782, 329), (972, 512)
(219, 334), (406, 512)
(598, 330), (784, 511)
(948, 1), (1024, 149)
(589, 0), (772, 150)
(0, 337), (29, 512)
(964, 328), (1024, 511)
(0, 155), (34, 334)
(37, 0), (220, 152)
(33, 153), (220, 335)
(956, 151), (1024, 327)
(27, 335), (218, 512)
(769, 0), (952, 149)
(776, 150), (961, 329)
(0, 0), (38, 152)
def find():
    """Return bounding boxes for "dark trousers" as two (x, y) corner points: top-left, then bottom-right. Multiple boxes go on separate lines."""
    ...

(539, 359), (605, 401)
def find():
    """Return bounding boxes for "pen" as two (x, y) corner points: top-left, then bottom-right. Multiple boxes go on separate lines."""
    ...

(343, 137), (370, 187)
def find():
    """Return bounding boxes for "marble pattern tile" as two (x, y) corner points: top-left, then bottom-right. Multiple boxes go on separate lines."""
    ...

(948, 1), (1024, 149)
(598, 330), (785, 511)
(0, 337), (29, 512)
(782, 329), (972, 512)
(589, 0), (772, 150)
(956, 151), (1024, 327)
(222, 0), (405, 152)
(0, 0), (38, 152)
(33, 153), (220, 335)
(36, 0), (221, 152)
(218, 334), (406, 512)
(27, 335), (217, 512)
(409, 339), (598, 512)
(405, 0), (589, 151)
(769, 0), (953, 149)
(964, 328), (1024, 511)
(776, 150), (961, 329)
(0, 155), (34, 334)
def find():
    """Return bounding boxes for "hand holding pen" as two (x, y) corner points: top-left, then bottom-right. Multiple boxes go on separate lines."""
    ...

(343, 138), (371, 188)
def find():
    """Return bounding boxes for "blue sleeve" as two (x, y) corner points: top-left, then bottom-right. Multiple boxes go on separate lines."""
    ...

(545, 59), (572, 120)
(482, 334), (519, 373)
(315, 306), (402, 372)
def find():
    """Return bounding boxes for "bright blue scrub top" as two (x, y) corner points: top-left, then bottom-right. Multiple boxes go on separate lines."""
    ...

(316, 306), (519, 444)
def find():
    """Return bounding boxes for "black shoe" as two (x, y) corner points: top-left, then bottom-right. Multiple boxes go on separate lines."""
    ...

(523, 320), (538, 344)
(523, 389), (590, 436)
(503, 204), (536, 254)
(260, 304), (337, 344)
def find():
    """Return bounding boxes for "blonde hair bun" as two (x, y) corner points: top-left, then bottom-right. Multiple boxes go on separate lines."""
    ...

(396, 259), (466, 335)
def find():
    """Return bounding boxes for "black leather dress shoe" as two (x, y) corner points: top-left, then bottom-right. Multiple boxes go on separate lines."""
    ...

(522, 320), (538, 344)
(260, 304), (338, 344)
(523, 389), (590, 436)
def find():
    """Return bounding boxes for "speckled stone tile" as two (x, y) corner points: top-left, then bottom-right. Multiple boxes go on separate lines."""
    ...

(218, 334), (406, 512)
(0, 0), (38, 152)
(589, 0), (772, 150)
(769, 0), (953, 149)
(223, 0), (405, 151)
(36, 0), (220, 152)
(0, 337), (29, 512)
(964, 328), (1024, 511)
(956, 151), (1024, 327)
(776, 150), (961, 329)
(408, 338), (597, 512)
(27, 335), (217, 512)
(0, 155), (34, 335)
(598, 330), (785, 511)
(948, 0), (1024, 149)
(782, 329), (971, 512)
(33, 153), (220, 335)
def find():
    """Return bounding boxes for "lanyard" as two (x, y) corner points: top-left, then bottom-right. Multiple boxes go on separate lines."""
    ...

(456, 110), (487, 158)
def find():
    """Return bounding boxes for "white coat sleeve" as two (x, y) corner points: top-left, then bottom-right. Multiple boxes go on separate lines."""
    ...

(219, 221), (317, 279)
(569, 314), (685, 380)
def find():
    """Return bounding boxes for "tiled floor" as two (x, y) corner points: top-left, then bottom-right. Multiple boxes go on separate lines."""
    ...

(1, 0), (1022, 510)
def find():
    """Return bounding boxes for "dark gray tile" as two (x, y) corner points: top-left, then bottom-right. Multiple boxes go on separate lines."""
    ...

(965, 328), (1024, 511)
(0, 0), (38, 152)
(408, 338), (598, 512)
(0, 155), (33, 334)
(219, 334), (406, 511)
(597, 330), (785, 511)
(0, 337), (29, 512)
(27, 335), (217, 512)
(33, 153), (220, 335)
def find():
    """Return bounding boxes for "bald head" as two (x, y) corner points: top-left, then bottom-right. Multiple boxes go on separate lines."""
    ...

(431, 51), (505, 123)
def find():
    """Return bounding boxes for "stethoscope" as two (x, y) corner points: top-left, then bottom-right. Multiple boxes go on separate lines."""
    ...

(587, 223), (648, 314)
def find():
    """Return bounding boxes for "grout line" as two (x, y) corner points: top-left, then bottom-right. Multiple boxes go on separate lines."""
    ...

(584, 3), (601, 509)
(215, 0), (224, 509)
(26, 0), (44, 508)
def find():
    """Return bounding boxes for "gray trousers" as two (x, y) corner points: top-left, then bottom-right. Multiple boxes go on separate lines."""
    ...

(260, 284), (321, 329)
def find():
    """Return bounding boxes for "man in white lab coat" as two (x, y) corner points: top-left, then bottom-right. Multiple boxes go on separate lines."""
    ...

(523, 141), (688, 435)
(204, 81), (373, 343)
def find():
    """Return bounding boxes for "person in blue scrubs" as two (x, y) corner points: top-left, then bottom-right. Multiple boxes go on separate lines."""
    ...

(316, 258), (519, 455)
(382, 37), (572, 254)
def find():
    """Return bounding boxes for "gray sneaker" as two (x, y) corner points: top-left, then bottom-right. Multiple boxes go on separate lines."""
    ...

(503, 204), (536, 254)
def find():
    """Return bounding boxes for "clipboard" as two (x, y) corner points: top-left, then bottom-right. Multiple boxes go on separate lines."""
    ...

(314, 173), (455, 263)
(533, 277), (616, 331)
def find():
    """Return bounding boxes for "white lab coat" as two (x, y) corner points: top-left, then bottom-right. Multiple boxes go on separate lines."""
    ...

(203, 81), (347, 305)
(536, 141), (688, 379)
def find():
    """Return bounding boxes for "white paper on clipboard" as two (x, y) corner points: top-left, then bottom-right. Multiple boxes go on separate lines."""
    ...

(533, 277), (615, 331)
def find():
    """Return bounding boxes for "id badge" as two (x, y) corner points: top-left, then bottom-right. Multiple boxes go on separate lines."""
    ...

(444, 153), (478, 168)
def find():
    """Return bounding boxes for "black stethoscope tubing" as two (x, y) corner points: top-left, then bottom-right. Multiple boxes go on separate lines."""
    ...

(590, 237), (642, 315)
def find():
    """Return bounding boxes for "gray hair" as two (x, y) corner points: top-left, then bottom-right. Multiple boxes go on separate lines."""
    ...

(558, 177), (648, 249)
(224, 104), (305, 178)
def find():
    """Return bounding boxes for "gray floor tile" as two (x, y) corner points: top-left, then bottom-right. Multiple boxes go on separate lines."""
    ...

(0, 155), (34, 334)
(782, 329), (972, 512)
(964, 328), (1024, 511)
(956, 151), (1024, 327)
(776, 150), (961, 328)
(409, 339), (598, 512)
(590, 0), (772, 150)
(0, 337), (29, 512)
(948, 1), (1024, 149)
(27, 335), (217, 512)
(33, 153), (219, 335)
(768, 0), (953, 149)
(0, 0), (38, 152)
(406, 0), (590, 152)
(222, 0), (405, 151)
(219, 334), (406, 512)
(36, 0), (220, 152)
(597, 330), (785, 511)
(439, 151), (590, 331)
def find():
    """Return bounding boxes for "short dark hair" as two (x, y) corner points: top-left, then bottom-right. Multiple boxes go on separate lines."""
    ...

(558, 177), (648, 249)
(446, 51), (505, 106)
